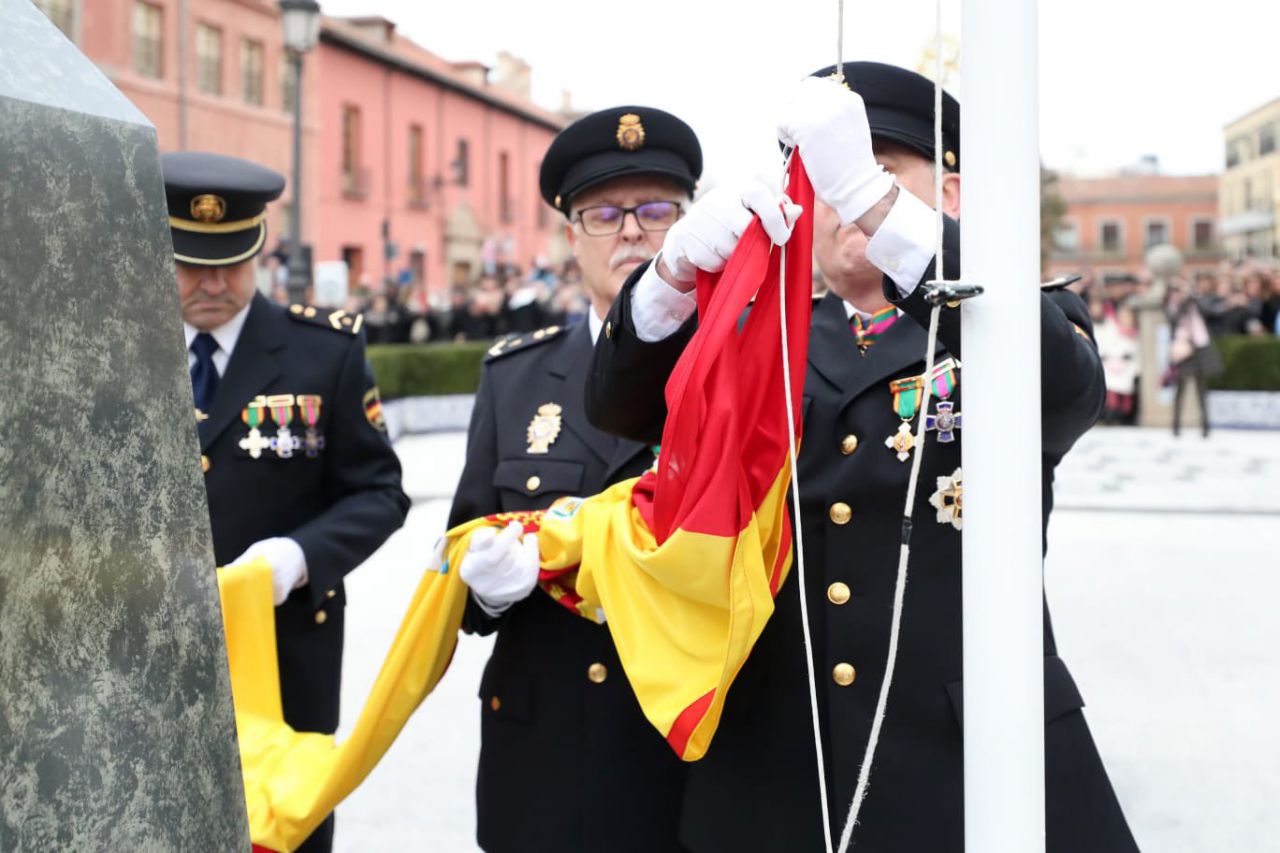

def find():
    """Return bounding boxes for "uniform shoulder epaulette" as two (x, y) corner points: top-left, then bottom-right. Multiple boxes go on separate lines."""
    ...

(287, 304), (364, 336)
(485, 324), (567, 361)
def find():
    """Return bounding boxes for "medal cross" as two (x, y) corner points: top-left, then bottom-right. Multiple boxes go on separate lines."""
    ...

(925, 401), (963, 443)
(303, 429), (326, 458)
(271, 427), (301, 459)
(239, 427), (272, 460)
(885, 422), (915, 462)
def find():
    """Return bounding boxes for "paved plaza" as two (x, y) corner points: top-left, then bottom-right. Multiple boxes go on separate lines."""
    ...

(332, 426), (1280, 852)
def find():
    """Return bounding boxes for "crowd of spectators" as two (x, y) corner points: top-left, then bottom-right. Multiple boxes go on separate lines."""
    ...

(1081, 263), (1280, 428)
(268, 257), (592, 346)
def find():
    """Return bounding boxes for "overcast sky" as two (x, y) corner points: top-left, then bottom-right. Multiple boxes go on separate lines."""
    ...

(324, 0), (1277, 187)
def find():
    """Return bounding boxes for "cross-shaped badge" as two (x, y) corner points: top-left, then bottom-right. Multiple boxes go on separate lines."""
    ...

(239, 428), (272, 460)
(924, 401), (963, 443)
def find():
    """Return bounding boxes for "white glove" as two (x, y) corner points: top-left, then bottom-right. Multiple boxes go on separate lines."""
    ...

(460, 521), (540, 616)
(777, 76), (896, 225)
(658, 183), (804, 286)
(229, 537), (308, 606)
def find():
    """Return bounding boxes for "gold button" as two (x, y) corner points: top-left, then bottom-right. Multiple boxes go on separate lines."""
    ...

(526, 475), (541, 492)
(827, 582), (850, 605)
(829, 502), (852, 525)
(587, 662), (607, 684)
(290, 304), (303, 314)
(605, 321), (612, 339)
(304, 306), (317, 318)
(840, 435), (858, 455)
(545, 326), (560, 335)
(314, 610), (328, 625)
(832, 663), (856, 686)
(200, 455), (211, 473)
(490, 696), (501, 712)
(326, 589), (336, 599)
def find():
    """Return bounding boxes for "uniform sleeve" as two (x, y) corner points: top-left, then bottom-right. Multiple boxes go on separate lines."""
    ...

(289, 333), (411, 610)
(446, 362), (507, 635)
(884, 217), (1104, 457)
(585, 259), (696, 445)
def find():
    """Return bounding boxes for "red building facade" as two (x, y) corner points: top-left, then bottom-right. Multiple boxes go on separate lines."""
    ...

(1047, 174), (1222, 283)
(36, 1), (565, 298)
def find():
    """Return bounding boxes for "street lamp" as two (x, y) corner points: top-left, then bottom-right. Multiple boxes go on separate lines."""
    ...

(280, 0), (321, 305)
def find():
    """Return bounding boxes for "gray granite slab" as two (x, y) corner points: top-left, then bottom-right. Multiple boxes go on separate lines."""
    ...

(0, 2), (249, 849)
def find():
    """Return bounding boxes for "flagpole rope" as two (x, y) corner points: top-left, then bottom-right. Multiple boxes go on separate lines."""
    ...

(835, 0), (950, 848)
(778, 150), (836, 853)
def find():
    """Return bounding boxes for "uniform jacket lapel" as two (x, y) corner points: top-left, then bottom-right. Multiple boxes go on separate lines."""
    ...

(199, 293), (286, 452)
(806, 292), (947, 413)
(546, 322), (617, 465)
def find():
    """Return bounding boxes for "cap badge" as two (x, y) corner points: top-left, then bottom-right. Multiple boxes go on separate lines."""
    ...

(527, 403), (563, 454)
(616, 114), (645, 152)
(190, 194), (227, 224)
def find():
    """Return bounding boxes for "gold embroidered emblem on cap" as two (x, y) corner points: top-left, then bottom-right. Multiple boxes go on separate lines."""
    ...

(526, 403), (563, 454)
(616, 113), (645, 151)
(190, 194), (227, 224)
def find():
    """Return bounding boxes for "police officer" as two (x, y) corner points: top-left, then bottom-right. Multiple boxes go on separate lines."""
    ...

(163, 152), (409, 853)
(446, 107), (701, 852)
(584, 65), (1140, 852)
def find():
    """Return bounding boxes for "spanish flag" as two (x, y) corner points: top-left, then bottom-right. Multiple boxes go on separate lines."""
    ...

(216, 158), (813, 851)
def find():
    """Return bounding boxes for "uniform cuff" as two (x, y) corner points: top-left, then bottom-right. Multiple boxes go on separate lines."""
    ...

(864, 187), (938, 297)
(471, 590), (513, 619)
(631, 258), (697, 343)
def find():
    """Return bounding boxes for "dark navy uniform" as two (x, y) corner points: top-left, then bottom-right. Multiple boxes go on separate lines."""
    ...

(163, 152), (409, 853)
(448, 323), (686, 852)
(584, 64), (1138, 853)
(448, 105), (704, 852)
(199, 295), (409, 734)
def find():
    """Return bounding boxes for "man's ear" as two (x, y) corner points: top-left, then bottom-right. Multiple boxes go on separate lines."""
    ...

(565, 219), (579, 259)
(942, 172), (961, 220)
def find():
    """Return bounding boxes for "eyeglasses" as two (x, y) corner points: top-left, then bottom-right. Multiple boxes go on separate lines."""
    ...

(574, 201), (683, 236)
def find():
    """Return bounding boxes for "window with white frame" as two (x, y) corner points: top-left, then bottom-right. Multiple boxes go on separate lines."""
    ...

(1143, 218), (1170, 250)
(1052, 219), (1080, 253)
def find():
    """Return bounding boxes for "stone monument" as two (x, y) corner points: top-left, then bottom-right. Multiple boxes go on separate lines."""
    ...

(1132, 243), (1201, 430)
(0, 3), (249, 848)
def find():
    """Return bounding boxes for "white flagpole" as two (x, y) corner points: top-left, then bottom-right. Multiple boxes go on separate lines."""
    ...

(960, 0), (1047, 850)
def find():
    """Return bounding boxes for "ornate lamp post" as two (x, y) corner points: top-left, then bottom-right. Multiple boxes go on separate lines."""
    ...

(279, 0), (321, 305)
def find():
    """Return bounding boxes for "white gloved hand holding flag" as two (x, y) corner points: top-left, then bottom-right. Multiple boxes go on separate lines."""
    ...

(777, 75), (895, 226)
(460, 521), (541, 617)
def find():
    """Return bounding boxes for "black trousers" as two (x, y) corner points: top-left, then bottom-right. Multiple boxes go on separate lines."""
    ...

(294, 814), (334, 853)
(1173, 371), (1209, 436)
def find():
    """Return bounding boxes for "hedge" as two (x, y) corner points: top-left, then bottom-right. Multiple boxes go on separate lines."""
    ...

(368, 335), (1280, 398)
(1210, 335), (1280, 391)
(366, 341), (490, 398)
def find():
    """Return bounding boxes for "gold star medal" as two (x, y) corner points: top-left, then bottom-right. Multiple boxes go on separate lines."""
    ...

(526, 403), (563, 454)
(885, 376), (924, 462)
(929, 467), (964, 529)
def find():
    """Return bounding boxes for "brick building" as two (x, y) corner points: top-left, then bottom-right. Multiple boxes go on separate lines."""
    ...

(1047, 173), (1221, 283)
(1221, 97), (1280, 262)
(315, 18), (565, 293)
(31, 0), (566, 297)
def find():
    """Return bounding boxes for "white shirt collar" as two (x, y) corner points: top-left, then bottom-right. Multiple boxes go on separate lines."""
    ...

(841, 300), (901, 324)
(587, 305), (605, 347)
(184, 300), (252, 358)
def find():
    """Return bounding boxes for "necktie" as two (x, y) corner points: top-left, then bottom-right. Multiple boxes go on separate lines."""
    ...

(190, 332), (220, 415)
(850, 306), (899, 352)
